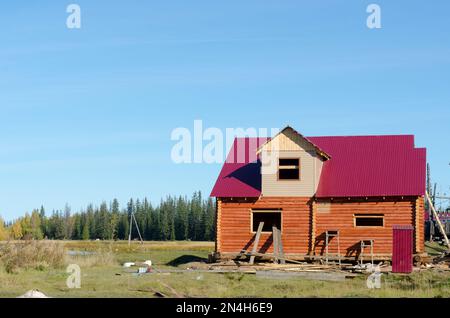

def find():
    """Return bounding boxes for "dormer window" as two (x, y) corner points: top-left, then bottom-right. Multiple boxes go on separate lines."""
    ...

(278, 158), (300, 180)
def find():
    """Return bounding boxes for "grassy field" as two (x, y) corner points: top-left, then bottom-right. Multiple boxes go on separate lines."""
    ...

(0, 240), (449, 298)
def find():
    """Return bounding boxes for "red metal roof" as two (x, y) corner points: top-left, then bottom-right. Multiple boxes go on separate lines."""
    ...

(210, 137), (269, 198)
(210, 134), (426, 198)
(309, 135), (426, 197)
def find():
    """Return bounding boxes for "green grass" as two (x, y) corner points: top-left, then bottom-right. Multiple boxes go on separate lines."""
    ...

(1, 240), (449, 298)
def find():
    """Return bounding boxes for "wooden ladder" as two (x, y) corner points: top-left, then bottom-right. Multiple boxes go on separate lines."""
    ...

(325, 230), (341, 265)
(360, 239), (374, 266)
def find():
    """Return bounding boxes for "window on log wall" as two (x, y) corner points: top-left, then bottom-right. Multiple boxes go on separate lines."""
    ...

(354, 214), (384, 227)
(252, 210), (282, 232)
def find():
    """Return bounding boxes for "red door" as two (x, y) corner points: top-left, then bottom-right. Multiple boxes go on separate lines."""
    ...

(392, 225), (413, 273)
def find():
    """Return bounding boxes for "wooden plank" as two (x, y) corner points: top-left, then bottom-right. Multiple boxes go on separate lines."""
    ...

(249, 222), (264, 265)
(245, 251), (309, 264)
(277, 227), (285, 264)
(272, 226), (279, 264)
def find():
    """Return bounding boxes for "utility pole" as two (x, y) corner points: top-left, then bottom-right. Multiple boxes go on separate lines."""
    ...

(128, 211), (144, 246)
(128, 212), (133, 246)
(433, 183), (437, 206)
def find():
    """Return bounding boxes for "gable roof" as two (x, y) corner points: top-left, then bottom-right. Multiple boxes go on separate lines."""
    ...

(210, 134), (426, 198)
(256, 126), (331, 160)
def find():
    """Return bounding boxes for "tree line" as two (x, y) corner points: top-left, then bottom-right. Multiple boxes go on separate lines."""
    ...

(0, 191), (216, 241)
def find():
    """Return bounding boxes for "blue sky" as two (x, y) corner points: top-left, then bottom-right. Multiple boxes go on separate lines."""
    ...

(1, 1), (449, 221)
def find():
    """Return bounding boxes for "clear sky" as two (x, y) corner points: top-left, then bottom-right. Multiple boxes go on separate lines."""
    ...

(1, 1), (449, 221)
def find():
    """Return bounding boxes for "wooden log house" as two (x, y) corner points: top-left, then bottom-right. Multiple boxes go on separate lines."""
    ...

(210, 126), (426, 261)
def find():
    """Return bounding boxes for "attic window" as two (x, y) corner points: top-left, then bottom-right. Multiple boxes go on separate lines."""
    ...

(354, 214), (384, 227)
(278, 158), (300, 180)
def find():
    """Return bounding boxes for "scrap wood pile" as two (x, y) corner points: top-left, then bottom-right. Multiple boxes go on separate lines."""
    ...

(209, 260), (358, 275)
(208, 261), (361, 281)
(423, 252), (450, 271)
(210, 261), (338, 271)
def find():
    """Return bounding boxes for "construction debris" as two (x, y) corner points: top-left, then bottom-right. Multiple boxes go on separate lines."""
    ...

(244, 251), (306, 265)
(122, 251), (450, 281)
(143, 260), (152, 267)
(137, 267), (151, 274)
(123, 259), (153, 274)
(123, 262), (135, 268)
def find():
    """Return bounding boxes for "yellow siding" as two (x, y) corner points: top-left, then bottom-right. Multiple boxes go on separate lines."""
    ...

(259, 129), (324, 197)
(314, 158), (323, 190)
(261, 150), (322, 196)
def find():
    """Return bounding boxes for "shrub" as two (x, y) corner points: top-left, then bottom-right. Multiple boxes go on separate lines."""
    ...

(0, 240), (65, 273)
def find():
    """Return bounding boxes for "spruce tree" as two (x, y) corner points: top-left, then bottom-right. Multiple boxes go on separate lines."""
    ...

(72, 214), (82, 240)
(167, 196), (176, 241)
(118, 213), (129, 240)
(110, 199), (120, 240)
(143, 198), (153, 240)
(81, 218), (90, 240)
(159, 200), (170, 240)
(151, 207), (160, 240)
(204, 198), (216, 241)
(175, 196), (189, 240)
(96, 202), (110, 240)
(53, 211), (65, 239)
(190, 191), (203, 240)
(63, 204), (73, 239)
(86, 204), (95, 239)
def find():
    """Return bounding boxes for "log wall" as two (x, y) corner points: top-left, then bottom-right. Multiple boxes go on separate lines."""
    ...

(217, 196), (425, 257)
